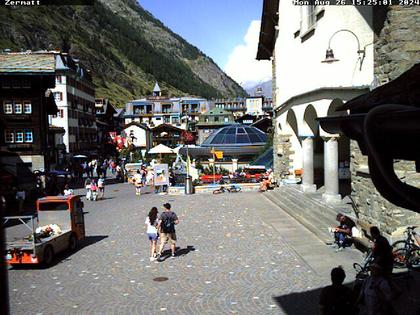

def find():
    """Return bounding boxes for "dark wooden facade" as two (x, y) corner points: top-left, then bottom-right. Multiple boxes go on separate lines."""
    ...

(0, 74), (57, 182)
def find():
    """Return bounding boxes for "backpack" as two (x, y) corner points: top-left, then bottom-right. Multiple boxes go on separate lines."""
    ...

(161, 212), (175, 233)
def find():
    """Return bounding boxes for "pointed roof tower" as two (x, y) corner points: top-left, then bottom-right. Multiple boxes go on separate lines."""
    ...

(153, 81), (161, 96)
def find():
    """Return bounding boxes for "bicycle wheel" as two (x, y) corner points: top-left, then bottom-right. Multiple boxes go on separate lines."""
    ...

(392, 240), (407, 251)
(393, 248), (409, 269)
(353, 262), (364, 274)
(407, 247), (420, 269)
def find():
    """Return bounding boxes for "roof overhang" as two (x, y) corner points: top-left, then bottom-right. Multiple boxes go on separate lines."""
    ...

(256, 0), (279, 60)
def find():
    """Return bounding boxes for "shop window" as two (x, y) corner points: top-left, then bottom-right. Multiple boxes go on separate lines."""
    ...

(3, 101), (13, 114)
(53, 92), (63, 102)
(1, 78), (11, 89)
(12, 79), (20, 88)
(24, 130), (33, 143)
(14, 102), (22, 114)
(5, 130), (14, 143)
(24, 101), (32, 114)
(15, 130), (24, 143)
(22, 79), (31, 88)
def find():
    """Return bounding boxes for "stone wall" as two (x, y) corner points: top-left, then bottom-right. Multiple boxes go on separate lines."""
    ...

(374, 6), (420, 83)
(273, 133), (294, 181)
(351, 5), (420, 240)
(351, 142), (420, 240)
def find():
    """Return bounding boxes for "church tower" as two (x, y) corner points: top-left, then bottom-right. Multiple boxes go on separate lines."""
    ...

(153, 81), (161, 97)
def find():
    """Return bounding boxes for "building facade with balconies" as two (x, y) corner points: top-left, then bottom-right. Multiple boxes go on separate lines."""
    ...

(195, 108), (236, 144)
(123, 83), (211, 133)
(49, 53), (97, 157)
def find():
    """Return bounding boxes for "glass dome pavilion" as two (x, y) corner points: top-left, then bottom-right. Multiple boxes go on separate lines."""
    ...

(179, 125), (267, 160)
(201, 125), (267, 147)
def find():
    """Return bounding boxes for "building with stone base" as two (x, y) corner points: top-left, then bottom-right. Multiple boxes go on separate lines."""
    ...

(257, 2), (420, 239)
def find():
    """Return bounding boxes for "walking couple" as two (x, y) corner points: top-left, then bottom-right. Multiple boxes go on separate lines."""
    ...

(145, 203), (179, 261)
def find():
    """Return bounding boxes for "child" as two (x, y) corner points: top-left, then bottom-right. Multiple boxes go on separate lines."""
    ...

(90, 180), (98, 201)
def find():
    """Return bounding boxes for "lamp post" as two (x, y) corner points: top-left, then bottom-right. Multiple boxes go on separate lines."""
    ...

(321, 29), (367, 70)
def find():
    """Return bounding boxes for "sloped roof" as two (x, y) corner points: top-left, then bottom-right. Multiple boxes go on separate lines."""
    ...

(257, 0), (279, 60)
(153, 81), (161, 92)
(122, 121), (150, 131)
(0, 53), (56, 73)
(202, 108), (231, 116)
(151, 123), (183, 133)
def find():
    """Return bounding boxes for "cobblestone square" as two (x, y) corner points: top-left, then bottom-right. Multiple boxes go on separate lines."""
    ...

(7, 183), (358, 314)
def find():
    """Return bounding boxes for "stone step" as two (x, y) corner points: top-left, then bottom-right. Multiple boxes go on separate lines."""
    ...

(264, 191), (334, 244)
(271, 187), (339, 226)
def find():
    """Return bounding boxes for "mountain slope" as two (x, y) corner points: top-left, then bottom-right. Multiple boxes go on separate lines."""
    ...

(0, 0), (246, 106)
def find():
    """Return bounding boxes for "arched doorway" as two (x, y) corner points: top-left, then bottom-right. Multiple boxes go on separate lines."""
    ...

(303, 104), (324, 189)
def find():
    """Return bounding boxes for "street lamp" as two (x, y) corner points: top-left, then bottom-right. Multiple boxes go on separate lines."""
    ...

(321, 29), (367, 70)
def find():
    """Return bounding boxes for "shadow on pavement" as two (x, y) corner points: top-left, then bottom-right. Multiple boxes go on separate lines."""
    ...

(273, 271), (420, 315)
(158, 245), (196, 261)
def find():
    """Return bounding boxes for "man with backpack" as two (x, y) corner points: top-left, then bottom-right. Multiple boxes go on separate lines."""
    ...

(157, 203), (179, 259)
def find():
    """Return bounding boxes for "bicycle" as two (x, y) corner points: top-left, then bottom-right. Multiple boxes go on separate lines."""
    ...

(353, 249), (374, 280)
(212, 185), (242, 194)
(392, 226), (420, 269)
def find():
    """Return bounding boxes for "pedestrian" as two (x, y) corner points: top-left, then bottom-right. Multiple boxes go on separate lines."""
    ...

(85, 177), (92, 200)
(90, 180), (98, 201)
(157, 203), (179, 259)
(319, 266), (356, 315)
(15, 187), (26, 214)
(358, 263), (396, 315)
(98, 175), (105, 200)
(145, 207), (159, 261)
(63, 184), (74, 196)
(101, 160), (108, 178)
(134, 170), (142, 196)
(370, 226), (394, 276)
(116, 164), (122, 181)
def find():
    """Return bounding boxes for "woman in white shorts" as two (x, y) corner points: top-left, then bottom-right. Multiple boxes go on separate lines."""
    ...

(145, 207), (159, 261)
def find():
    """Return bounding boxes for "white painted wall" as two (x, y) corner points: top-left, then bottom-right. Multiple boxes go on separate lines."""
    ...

(123, 125), (148, 148)
(246, 98), (263, 115)
(274, 5), (374, 107)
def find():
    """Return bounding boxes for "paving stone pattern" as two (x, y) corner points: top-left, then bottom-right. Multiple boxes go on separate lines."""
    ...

(8, 184), (357, 315)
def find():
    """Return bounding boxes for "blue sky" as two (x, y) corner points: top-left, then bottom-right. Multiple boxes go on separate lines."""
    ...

(137, 0), (272, 87)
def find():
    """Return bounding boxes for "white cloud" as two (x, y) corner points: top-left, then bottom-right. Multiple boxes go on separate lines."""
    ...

(224, 20), (272, 89)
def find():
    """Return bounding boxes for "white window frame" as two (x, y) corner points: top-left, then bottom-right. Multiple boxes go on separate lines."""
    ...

(54, 92), (63, 102)
(15, 130), (24, 143)
(14, 102), (23, 114)
(24, 130), (33, 143)
(3, 101), (13, 114)
(5, 130), (14, 143)
(24, 101), (32, 114)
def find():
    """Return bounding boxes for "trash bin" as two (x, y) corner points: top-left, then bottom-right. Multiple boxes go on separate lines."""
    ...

(185, 175), (193, 195)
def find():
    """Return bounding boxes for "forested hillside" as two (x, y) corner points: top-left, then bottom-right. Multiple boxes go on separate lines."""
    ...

(0, 0), (246, 106)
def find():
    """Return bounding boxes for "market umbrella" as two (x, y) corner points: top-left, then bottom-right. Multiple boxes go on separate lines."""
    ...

(148, 144), (174, 154)
(148, 144), (174, 162)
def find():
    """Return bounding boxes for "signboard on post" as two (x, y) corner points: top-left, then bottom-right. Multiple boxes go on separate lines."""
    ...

(154, 164), (169, 187)
(210, 149), (223, 159)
